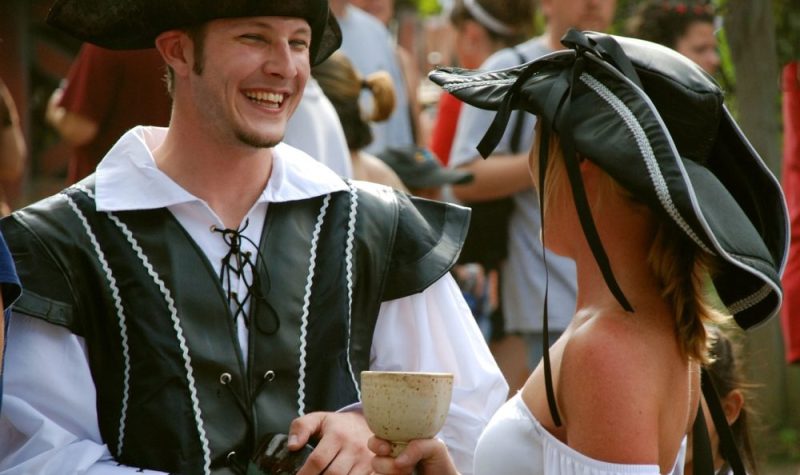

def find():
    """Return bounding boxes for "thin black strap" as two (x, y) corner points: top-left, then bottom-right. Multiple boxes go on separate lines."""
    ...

(477, 53), (540, 158)
(693, 401), (716, 475)
(509, 48), (529, 154)
(556, 58), (633, 313)
(561, 29), (643, 89)
(537, 125), (562, 427)
(702, 367), (747, 475)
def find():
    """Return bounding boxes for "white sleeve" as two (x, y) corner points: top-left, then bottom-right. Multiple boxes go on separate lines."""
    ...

(370, 273), (509, 475)
(0, 314), (167, 474)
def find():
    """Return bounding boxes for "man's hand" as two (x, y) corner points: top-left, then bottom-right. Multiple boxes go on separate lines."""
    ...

(288, 411), (374, 475)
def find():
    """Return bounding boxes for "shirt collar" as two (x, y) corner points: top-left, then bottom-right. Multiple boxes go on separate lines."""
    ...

(94, 126), (348, 212)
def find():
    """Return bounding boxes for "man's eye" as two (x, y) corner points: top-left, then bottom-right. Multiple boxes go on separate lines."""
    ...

(290, 40), (309, 50)
(241, 34), (266, 42)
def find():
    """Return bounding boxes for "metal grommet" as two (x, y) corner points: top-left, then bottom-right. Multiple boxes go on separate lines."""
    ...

(264, 370), (276, 382)
(210, 224), (218, 232)
(219, 372), (232, 385)
(226, 451), (237, 464)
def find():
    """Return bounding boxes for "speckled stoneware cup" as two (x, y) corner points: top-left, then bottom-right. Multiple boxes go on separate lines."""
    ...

(360, 371), (454, 456)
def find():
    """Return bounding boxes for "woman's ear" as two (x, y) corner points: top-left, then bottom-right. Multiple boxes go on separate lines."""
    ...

(722, 389), (745, 425)
(579, 157), (603, 189)
(155, 30), (193, 78)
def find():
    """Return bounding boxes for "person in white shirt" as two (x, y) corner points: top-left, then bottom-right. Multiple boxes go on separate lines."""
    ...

(329, 0), (417, 154)
(0, 1), (507, 474)
(284, 77), (354, 179)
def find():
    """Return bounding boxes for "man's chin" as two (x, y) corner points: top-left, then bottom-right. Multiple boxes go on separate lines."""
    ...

(235, 130), (283, 149)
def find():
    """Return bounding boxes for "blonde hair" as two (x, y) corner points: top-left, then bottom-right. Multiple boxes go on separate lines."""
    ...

(648, 221), (725, 363)
(362, 70), (395, 122)
(531, 122), (725, 363)
(313, 52), (395, 150)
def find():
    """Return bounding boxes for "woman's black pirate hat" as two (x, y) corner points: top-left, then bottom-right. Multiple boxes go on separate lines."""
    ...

(430, 29), (787, 331)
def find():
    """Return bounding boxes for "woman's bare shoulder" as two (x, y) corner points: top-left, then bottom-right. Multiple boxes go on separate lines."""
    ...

(557, 312), (672, 465)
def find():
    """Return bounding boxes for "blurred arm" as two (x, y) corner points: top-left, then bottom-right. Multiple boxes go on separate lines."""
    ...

(45, 85), (99, 147)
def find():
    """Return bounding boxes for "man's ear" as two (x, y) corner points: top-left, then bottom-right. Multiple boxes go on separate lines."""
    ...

(155, 30), (193, 78)
(722, 389), (745, 425)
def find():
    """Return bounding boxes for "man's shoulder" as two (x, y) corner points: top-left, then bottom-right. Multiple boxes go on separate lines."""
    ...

(2, 180), (102, 238)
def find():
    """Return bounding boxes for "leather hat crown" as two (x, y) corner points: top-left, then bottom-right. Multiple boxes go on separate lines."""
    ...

(430, 30), (788, 330)
(46, 0), (342, 66)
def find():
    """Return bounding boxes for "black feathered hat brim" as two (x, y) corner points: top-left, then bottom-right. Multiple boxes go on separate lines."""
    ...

(46, 0), (342, 66)
(429, 31), (788, 330)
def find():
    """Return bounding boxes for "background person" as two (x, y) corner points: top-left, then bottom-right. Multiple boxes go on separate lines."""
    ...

(684, 327), (759, 475)
(45, 44), (171, 184)
(428, 0), (534, 166)
(284, 77), (354, 178)
(349, 0), (425, 147)
(377, 145), (472, 201)
(0, 229), (22, 413)
(329, 0), (418, 154)
(313, 51), (407, 189)
(627, 0), (720, 75)
(0, 78), (26, 215)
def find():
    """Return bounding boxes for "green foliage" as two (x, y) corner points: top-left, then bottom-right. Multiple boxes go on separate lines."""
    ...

(411, 0), (799, 63)
(774, 0), (800, 64)
(777, 427), (800, 461)
(416, 0), (442, 16)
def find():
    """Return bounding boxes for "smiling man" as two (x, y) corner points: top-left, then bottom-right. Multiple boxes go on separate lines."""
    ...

(0, 1), (507, 474)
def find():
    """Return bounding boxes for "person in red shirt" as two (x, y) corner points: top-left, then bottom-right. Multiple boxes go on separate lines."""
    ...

(781, 61), (800, 364)
(46, 44), (172, 184)
(428, 0), (533, 166)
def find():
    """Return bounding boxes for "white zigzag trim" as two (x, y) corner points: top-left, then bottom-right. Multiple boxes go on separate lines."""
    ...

(579, 73), (714, 255)
(63, 189), (131, 458)
(344, 181), (361, 399)
(73, 185), (212, 475)
(443, 76), (517, 93)
(297, 194), (331, 416)
(727, 284), (771, 315)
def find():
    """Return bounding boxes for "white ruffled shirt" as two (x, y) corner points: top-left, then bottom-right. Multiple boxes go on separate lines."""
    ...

(474, 393), (687, 475)
(0, 127), (508, 474)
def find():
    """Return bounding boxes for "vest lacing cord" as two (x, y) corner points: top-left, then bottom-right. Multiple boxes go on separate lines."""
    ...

(212, 219), (278, 333)
(212, 220), (281, 427)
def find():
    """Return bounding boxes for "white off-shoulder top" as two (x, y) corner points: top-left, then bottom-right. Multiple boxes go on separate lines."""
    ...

(474, 393), (687, 475)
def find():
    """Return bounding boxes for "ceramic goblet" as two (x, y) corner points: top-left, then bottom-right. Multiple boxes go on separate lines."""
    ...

(360, 371), (454, 457)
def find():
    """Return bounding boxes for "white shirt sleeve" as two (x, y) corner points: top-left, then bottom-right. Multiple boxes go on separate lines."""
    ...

(0, 314), (167, 474)
(370, 273), (509, 475)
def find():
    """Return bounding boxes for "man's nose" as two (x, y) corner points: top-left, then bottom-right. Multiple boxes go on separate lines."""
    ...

(263, 42), (298, 78)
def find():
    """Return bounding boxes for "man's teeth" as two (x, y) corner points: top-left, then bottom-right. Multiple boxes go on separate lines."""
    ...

(245, 91), (284, 105)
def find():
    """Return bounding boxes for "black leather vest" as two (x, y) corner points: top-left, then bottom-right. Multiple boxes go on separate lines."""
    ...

(2, 177), (469, 474)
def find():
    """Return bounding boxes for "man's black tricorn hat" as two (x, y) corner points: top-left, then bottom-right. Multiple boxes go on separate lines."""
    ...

(45, 0), (342, 66)
(430, 29), (788, 331)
